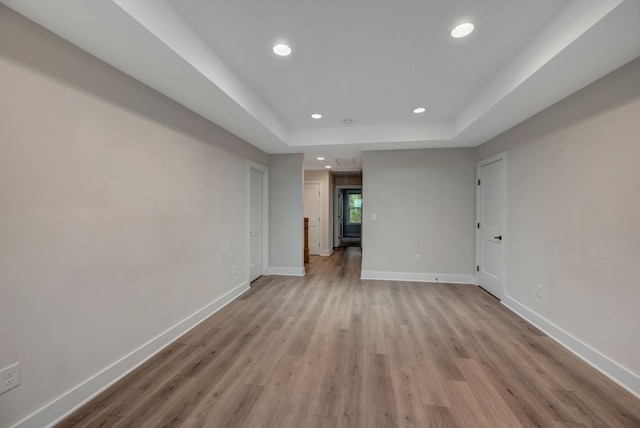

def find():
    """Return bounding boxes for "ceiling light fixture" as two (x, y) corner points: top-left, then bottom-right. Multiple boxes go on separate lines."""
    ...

(451, 22), (474, 38)
(343, 118), (354, 125)
(413, 107), (426, 114)
(273, 43), (292, 56)
(325, 165), (332, 169)
(317, 157), (325, 161)
(311, 113), (322, 119)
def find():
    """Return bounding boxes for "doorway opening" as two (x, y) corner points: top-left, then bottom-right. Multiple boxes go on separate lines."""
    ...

(335, 187), (362, 248)
(332, 170), (363, 249)
(342, 189), (362, 238)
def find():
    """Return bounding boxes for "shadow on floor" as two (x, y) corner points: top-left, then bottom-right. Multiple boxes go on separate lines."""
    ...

(340, 237), (361, 247)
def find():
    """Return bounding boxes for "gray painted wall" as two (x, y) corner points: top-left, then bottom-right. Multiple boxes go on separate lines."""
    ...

(477, 56), (640, 384)
(269, 154), (304, 273)
(0, 6), (268, 426)
(361, 148), (476, 280)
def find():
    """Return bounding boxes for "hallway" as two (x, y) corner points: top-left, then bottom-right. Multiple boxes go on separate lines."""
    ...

(60, 248), (640, 427)
(338, 237), (361, 248)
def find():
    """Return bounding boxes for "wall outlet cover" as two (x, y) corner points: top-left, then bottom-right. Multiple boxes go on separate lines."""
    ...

(0, 362), (21, 395)
(536, 284), (543, 299)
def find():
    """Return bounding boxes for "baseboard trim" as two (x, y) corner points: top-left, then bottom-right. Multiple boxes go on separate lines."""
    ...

(14, 281), (250, 428)
(267, 267), (305, 276)
(320, 248), (333, 257)
(360, 271), (475, 284)
(502, 296), (640, 399)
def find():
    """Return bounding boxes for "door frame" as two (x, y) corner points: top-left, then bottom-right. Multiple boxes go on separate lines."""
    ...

(304, 181), (322, 256)
(342, 189), (362, 238)
(247, 161), (269, 281)
(334, 185), (361, 247)
(475, 152), (507, 299)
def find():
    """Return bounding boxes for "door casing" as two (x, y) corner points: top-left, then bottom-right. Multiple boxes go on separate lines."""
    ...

(475, 152), (507, 299)
(248, 162), (269, 282)
(334, 185), (361, 246)
(304, 182), (321, 255)
(342, 189), (362, 238)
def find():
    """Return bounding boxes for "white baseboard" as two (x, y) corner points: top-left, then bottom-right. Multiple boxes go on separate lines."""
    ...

(502, 296), (640, 399)
(320, 248), (333, 257)
(14, 281), (250, 428)
(267, 267), (305, 276)
(360, 271), (475, 284)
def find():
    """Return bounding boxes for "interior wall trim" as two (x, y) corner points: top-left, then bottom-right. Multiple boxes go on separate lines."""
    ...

(319, 248), (334, 257)
(13, 281), (250, 428)
(360, 271), (475, 284)
(503, 296), (640, 399)
(267, 267), (306, 277)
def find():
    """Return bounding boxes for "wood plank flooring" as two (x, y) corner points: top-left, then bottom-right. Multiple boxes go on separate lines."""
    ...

(59, 247), (640, 427)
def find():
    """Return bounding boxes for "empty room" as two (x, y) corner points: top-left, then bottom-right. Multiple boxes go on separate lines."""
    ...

(1, 1), (639, 427)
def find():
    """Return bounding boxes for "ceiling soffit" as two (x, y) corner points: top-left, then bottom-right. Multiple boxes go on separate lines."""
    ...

(3, 0), (639, 155)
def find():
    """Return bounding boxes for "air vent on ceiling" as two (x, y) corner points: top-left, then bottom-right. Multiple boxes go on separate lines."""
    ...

(335, 158), (356, 166)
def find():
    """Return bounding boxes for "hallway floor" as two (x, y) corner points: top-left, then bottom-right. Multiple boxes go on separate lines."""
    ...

(339, 237), (361, 248)
(60, 248), (640, 427)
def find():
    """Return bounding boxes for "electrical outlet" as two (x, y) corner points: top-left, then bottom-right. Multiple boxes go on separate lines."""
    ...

(232, 265), (238, 276)
(0, 362), (20, 395)
(414, 254), (420, 263)
(536, 284), (543, 299)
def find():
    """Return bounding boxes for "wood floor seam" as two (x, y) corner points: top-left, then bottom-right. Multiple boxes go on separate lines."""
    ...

(57, 248), (640, 428)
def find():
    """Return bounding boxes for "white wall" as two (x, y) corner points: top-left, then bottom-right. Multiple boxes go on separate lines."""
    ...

(0, 6), (268, 427)
(361, 149), (476, 283)
(304, 170), (333, 255)
(477, 56), (640, 395)
(269, 154), (304, 275)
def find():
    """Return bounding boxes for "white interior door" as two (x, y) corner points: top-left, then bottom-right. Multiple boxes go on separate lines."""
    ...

(249, 168), (263, 282)
(304, 182), (320, 255)
(477, 158), (505, 299)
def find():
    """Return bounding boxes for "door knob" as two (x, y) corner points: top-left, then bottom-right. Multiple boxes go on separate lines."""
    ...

(494, 235), (502, 241)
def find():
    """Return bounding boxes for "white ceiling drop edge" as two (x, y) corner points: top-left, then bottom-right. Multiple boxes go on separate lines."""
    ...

(3, 0), (638, 154)
(110, 0), (288, 146)
(453, 0), (623, 139)
(2, 0), (290, 153)
(453, 0), (640, 147)
(290, 0), (629, 148)
(288, 121), (453, 147)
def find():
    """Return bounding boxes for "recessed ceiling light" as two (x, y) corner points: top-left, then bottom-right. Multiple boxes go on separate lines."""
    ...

(413, 107), (426, 114)
(311, 113), (322, 119)
(273, 43), (292, 56)
(325, 165), (332, 169)
(451, 22), (474, 38)
(343, 118), (354, 125)
(317, 157), (325, 161)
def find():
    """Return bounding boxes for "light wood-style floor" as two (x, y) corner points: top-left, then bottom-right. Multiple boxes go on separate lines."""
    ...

(60, 247), (640, 427)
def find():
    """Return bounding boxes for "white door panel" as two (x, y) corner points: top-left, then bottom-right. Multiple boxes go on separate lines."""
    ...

(249, 168), (263, 282)
(304, 183), (321, 255)
(477, 158), (505, 299)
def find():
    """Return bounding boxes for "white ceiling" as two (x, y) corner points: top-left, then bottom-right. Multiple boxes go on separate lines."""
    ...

(4, 0), (640, 171)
